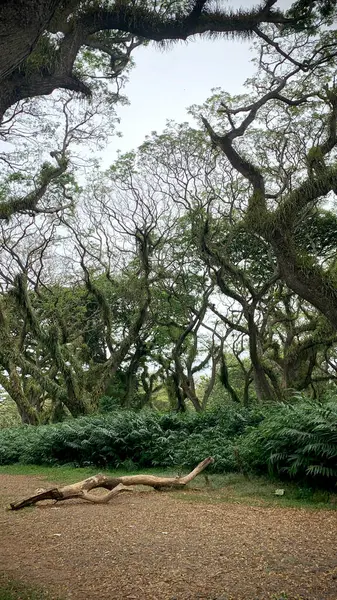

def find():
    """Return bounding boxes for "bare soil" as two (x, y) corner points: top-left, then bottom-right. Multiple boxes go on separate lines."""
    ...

(1, 474), (336, 600)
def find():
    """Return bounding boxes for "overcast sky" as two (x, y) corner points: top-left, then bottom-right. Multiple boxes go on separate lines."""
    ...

(104, 0), (293, 163)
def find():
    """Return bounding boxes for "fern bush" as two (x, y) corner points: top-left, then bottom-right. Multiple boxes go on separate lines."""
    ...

(0, 402), (335, 487)
(158, 405), (263, 435)
(238, 401), (337, 485)
(0, 407), (257, 472)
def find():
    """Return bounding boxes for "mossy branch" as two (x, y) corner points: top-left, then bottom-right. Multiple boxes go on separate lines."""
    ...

(0, 152), (69, 221)
(0, 0), (291, 120)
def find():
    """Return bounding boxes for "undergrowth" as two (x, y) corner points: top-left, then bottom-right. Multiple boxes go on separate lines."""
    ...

(0, 401), (336, 488)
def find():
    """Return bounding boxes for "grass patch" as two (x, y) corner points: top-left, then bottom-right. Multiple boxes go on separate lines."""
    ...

(177, 472), (337, 510)
(0, 465), (336, 510)
(0, 574), (59, 600)
(0, 463), (180, 484)
(0, 463), (102, 484)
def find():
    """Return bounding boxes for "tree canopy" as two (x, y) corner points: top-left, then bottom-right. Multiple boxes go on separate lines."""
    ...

(0, 0), (335, 121)
(1, 0), (337, 425)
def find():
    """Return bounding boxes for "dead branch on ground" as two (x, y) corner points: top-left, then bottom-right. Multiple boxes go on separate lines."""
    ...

(9, 457), (214, 510)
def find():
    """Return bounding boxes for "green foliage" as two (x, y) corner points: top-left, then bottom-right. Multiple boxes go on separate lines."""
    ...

(103, 370), (144, 409)
(238, 400), (337, 486)
(98, 395), (121, 413)
(0, 398), (21, 429)
(0, 396), (336, 487)
(0, 406), (262, 472)
(286, 0), (337, 32)
(20, 34), (57, 76)
(296, 209), (337, 258)
(204, 360), (257, 407)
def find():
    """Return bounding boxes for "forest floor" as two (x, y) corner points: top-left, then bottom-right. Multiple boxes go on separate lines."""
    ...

(0, 472), (336, 600)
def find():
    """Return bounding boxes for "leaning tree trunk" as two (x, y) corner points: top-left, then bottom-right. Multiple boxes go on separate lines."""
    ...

(9, 457), (214, 510)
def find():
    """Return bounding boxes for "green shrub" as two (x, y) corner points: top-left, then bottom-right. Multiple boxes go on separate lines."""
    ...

(238, 400), (337, 486)
(1, 401), (335, 487)
(0, 407), (257, 472)
(158, 405), (263, 435)
(171, 430), (236, 471)
(98, 395), (121, 413)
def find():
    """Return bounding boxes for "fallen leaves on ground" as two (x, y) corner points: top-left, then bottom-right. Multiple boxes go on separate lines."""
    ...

(1, 474), (336, 600)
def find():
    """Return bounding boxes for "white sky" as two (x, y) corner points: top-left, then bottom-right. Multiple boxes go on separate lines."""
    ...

(104, 0), (293, 164)
(106, 36), (253, 160)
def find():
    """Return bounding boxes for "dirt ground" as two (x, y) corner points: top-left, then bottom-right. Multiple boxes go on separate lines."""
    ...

(1, 474), (337, 600)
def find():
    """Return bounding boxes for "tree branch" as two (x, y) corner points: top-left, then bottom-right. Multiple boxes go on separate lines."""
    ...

(82, 2), (290, 41)
(0, 151), (69, 221)
(10, 457), (215, 510)
(0, 0), (292, 120)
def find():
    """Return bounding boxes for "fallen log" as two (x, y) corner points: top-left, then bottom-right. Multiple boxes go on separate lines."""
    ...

(9, 457), (214, 510)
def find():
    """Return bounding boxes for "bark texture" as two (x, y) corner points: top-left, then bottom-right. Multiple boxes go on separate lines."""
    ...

(0, 0), (61, 80)
(9, 457), (214, 510)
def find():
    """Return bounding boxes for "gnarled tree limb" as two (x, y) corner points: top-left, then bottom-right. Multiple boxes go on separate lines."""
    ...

(9, 457), (214, 510)
(0, 1), (291, 121)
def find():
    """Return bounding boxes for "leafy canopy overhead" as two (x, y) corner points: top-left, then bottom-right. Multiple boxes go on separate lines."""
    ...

(0, 0), (335, 121)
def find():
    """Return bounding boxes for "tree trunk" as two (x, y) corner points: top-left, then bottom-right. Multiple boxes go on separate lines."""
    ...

(243, 374), (252, 407)
(1, 366), (39, 425)
(166, 373), (186, 412)
(219, 355), (241, 404)
(9, 457), (214, 510)
(271, 232), (337, 331)
(246, 309), (277, 402)
(0, 0), (61, 82)
(174, 356), (203, 412)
